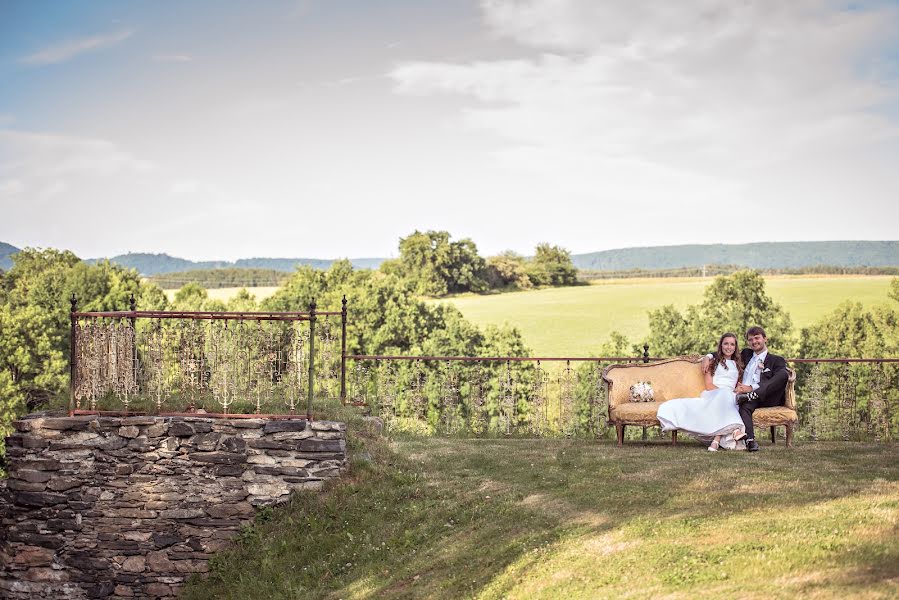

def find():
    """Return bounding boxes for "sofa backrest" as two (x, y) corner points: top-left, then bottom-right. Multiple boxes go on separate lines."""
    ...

(602, 356), (798, 410)
(602, 357), (705, 408)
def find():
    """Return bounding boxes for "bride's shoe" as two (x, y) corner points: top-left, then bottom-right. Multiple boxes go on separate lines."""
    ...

(733, 430), (747, 442)
(708, 440), (720, 452)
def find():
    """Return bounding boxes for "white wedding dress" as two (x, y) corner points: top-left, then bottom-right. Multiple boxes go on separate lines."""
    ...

(656, 358), (745, 449)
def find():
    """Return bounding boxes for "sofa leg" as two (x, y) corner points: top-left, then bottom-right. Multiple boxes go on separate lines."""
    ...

(616, 424), (625, 447)
(786, 424), (794, 448)
(770, 426), (777, 445)
(671, 430), (678, 446)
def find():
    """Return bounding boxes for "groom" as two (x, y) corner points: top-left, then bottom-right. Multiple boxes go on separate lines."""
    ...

(735, 326), (789, 452)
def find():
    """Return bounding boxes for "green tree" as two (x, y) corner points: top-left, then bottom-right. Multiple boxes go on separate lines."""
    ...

(485, 251), (532, 290)
(395, 230), (488, 296)
(0, 248), (167, 463)
(527, 243), (578, 287)
(646, 270), (794, 356)
(889, 277), (899, 304)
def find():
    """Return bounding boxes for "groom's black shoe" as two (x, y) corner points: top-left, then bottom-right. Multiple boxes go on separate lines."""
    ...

(736, 391), (759, 405)
(746, 439), (760, 452)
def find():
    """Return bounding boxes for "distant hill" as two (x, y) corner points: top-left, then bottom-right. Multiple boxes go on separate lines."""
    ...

(0, 241), (20, 270)
(571, 241), (899, 271)
(92, 252), (387, 276)
(5, 240), (897, 277)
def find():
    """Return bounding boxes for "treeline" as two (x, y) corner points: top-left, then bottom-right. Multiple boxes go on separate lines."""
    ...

(581, 264), (899, 280)
(149, 268), (288, 289)
(0, 244), (536, 468)
(144, 230), (580, 295)
(381, 231), (578, 296)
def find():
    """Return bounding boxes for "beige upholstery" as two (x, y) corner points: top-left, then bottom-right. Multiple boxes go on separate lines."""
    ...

(602, 356), (798, 447)
(605, 356), (706, 408)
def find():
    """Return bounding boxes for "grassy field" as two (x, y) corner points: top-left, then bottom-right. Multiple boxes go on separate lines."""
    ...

(442, 276), (895, 356)
(184, 434), (899, 599)
(162, 286), (281, 303)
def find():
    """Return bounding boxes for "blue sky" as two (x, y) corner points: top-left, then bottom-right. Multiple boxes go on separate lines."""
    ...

(2, 0), (899, 260)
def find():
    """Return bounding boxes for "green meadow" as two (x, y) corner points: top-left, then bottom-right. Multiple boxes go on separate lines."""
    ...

(440, 276), (896, 357)
(185, 433), (899, 600)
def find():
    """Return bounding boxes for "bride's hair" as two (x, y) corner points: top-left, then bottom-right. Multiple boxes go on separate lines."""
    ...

(706, 332), (745, 376)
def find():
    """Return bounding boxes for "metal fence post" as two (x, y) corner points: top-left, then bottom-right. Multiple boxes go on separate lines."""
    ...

(69, 293), (78, 416)
(340, 295), (347, 404)
(307, 298), (316, 420)
(129, 293), (137, 397)
(642, 344), (649, 440)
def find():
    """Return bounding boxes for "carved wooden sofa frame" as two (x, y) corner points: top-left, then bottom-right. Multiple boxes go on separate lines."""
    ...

(602, 356), (798, 447)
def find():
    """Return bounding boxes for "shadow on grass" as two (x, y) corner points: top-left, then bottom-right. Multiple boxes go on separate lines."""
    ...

(182, 437), (899, 600)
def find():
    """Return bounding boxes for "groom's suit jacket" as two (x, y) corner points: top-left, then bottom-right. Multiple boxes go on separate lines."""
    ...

(740, 348), (789, 407)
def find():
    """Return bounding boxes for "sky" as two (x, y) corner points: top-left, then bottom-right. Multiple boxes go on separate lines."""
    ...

(1, 0), (898, 261)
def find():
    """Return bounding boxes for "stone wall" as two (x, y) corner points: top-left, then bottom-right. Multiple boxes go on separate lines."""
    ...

(0, 414), (347, 599)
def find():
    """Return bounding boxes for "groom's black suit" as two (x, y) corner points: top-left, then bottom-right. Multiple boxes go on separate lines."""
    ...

(738, 348), (789, 440)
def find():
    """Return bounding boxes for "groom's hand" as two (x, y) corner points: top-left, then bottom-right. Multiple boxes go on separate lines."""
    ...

(735, 383), (753, 393)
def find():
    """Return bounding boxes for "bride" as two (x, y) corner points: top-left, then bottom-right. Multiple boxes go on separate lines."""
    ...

(657, 332), (747, 451)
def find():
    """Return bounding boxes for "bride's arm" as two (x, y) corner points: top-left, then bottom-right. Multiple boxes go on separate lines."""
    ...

(701, 356), (716, 390)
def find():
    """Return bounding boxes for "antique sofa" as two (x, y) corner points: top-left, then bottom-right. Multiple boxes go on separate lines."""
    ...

(602, 356), (798, 447)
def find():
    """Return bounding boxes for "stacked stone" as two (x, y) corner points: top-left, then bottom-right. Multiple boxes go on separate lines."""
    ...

(0, 415), (347, 599)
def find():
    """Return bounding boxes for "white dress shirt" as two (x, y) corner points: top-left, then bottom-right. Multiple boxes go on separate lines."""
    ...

(742, 350), (768, 390)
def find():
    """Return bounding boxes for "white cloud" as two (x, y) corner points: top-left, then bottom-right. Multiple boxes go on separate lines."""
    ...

(389, 0), (899, 225)
(21, 29), (134, 66)
(0, 130), (154, 177)
(152, 54), (193, 63)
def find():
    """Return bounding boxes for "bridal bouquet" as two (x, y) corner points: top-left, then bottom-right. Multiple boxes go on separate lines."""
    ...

(629, 381), (654, 402)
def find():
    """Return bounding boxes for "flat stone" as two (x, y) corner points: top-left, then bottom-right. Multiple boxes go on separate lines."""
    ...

(145, 583), (172, 597)
(104, 508), (158, 519)
(160, 508), (205, 519)
(262, 420), (308, 434)
(145, 423), (168, 437)
(47, 477), (83, 491)
(311, 420), (344, 431)
(192, 432), (222, 451)
(18, 459), (62, 471)
(246, 439), (296, 450)
(122, 416), (159, 426)
(212, 465), (245, 477)
(225, 419), (264, 429)
(188, 452), (246, 465)
(153, 533), (182, 548)
(146, 550), (175, 572)
(220, 436), (247, 453)
(21, 436), (50, 449)
(168, 422), (195, 437)
(191, 422), (213, 433)
(23, 566), (69, 582)
(270, 430), (314, 441)
(13, 490), (69, 507)
(206, 502), (254, 519)
(127, 436), (154, 451)
(13, 469), (52, 483)
(121, 556), (146, 573)
(297, 439), (345, 452)
(246, 482), (290, 497)
(11, 547), (55, 566)
(253, 466), (308, 477)
(118, 426), (140, 439)
(114, 584), (135, 597)
(42, 417), (94, 431)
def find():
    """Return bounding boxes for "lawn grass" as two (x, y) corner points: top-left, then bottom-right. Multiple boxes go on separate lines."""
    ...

(183, 434), (899, 599)
(441, 276), (895, 356)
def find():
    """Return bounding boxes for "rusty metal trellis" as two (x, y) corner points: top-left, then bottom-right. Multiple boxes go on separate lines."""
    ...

(69, 294), (345, 419)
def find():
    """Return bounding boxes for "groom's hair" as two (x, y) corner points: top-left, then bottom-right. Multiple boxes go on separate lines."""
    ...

(746, 326), (766, 338)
